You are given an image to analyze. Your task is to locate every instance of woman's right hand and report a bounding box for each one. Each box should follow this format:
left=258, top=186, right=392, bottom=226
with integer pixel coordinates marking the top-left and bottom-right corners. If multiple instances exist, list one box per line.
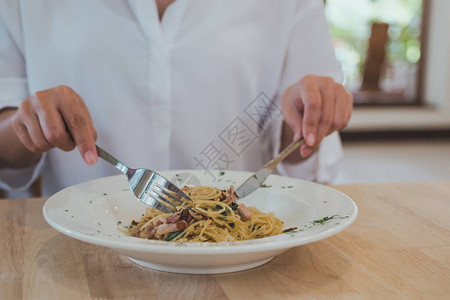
left=12, top=85, right=98, bottom=165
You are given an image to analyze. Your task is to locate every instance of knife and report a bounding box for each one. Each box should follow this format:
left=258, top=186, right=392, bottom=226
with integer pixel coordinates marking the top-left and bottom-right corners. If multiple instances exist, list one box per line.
left=234, top=136, right=305, bottom=198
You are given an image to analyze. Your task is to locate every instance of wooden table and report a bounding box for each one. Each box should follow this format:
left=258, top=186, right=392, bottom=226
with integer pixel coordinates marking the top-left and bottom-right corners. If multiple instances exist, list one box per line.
left=1, top=181, right=449, bottom=299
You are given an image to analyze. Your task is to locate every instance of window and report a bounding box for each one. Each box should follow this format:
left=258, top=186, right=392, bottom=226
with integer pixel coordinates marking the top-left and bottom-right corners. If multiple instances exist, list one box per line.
left=325, top=0, right=427, bottom=105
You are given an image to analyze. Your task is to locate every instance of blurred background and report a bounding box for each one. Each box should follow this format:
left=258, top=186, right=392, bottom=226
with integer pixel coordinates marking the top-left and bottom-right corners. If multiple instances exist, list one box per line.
left=1, top=0, right=449, bottom=198
left=325, top=0, right=450, bottom=184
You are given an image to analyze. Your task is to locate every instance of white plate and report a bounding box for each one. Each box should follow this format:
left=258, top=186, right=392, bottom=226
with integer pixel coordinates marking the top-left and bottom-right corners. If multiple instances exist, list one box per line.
left=43, top=170, right=357, bottom=274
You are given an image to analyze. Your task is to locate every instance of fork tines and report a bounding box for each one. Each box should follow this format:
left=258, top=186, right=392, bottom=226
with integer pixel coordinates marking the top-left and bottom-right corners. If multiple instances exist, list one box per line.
left=144, top=181, right=191, bottom=213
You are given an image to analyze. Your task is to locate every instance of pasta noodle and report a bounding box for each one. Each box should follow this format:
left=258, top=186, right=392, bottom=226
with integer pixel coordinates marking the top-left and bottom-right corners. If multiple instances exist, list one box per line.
left=122, top=185, right=283, bottom=242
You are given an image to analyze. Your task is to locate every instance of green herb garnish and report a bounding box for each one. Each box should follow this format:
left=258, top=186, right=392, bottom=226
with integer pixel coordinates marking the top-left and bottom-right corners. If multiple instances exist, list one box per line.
left=312, top=215, right=348, bottom=225
left=165, top=230, right=184, bottom=241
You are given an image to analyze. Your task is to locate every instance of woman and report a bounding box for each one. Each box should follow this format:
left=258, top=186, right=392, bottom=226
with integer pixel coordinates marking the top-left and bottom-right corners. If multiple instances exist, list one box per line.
left=0, top=0, right=352, bottom=196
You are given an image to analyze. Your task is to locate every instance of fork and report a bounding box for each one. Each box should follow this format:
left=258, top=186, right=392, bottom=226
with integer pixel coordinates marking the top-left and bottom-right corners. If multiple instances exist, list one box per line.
left=95, top=145, right=191, bottom=213
left=234, top=136, right=305, bottom=198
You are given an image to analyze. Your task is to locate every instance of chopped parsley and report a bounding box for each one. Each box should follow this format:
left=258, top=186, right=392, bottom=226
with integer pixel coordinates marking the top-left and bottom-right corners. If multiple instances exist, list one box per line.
left=284, top=215, right=350, bottom=234
left=219, top=171, right=225, bottom=176
left=283, top=228, right=304, bottom=234
left=165, top=230, right=184, bottom=241
left=311, top=215, right=348, bottom=225
left=260, top=184, right=272, bottom=188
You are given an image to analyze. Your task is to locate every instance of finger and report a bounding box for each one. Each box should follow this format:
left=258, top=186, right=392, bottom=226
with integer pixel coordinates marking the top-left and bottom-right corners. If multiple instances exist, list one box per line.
left=331, top=86, right=353, bottom=134
left=58, top=98, right=97, bottom=165
left=281, top=85, right=303, bottom=140
left=23, top=113, right=54, bottom=152
left=12, top=121, right=41, bottom=153
left=315, top=80, right=335, bottom=145
left=17, top=98, right=53, bottom=152
left=300, top=144, right=314, bottom=157
left=37, top=108, right=76, bottom=152
left=77, top=94, right=98, bottom=142
left=343, top=91, right=354, bottom=128
left=298, top=81, right=321, bottom=147
left=30, top=93, right=76, bottom=152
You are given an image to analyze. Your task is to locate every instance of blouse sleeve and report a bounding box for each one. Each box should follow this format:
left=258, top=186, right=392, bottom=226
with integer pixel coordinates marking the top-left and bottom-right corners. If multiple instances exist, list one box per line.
left=0, top=3, right=29, bottom=108
left=272, top=0, right=343, bottom=183
left=0, top=8, right=46, bottom=192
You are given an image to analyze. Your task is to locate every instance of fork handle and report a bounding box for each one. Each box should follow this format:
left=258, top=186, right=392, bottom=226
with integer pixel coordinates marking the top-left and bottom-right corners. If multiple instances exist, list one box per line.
left=96, top=145, right=129, bottom=175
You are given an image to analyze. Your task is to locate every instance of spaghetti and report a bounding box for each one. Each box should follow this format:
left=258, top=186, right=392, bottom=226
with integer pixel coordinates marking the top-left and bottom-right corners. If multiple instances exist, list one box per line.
left=122, top=185, right=283, bottom=242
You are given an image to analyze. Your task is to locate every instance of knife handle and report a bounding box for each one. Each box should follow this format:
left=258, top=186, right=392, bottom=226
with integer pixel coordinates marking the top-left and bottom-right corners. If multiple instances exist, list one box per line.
left=264, top=137, right=305, bottom=170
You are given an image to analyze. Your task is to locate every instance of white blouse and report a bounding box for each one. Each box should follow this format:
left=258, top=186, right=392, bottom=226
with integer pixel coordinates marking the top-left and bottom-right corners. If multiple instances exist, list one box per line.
left=0, top=0, right=343, bottom=196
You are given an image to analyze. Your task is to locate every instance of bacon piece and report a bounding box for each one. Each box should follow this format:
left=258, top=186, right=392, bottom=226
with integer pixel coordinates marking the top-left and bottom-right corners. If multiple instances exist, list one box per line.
left=179, top=209, right=193, bottom=222
left=155, top=223, right=179, bottom=237
left=138, top=224, right=156, bottom=239
left=167, top=212, right=181, bottom=223
left=176, top=220, right=188, bottom=230
left=224, top=185, right=238, bottom=204
left=188, top=209, right=202, bottom=220
left=238, top=204, right=252, bottom=220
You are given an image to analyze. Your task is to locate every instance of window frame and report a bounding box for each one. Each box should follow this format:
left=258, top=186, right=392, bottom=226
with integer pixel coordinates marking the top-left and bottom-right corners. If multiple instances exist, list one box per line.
left=325, top=0, right=430, bottom=107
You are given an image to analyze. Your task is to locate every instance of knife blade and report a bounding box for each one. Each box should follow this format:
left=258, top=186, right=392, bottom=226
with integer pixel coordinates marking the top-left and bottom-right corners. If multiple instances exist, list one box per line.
left=235, top=136, right=305, bottom=198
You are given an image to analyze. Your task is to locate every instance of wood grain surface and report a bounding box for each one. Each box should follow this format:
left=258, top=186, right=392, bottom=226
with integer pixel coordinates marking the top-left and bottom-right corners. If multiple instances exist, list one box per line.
left=1, top=181, right=449, bottom=299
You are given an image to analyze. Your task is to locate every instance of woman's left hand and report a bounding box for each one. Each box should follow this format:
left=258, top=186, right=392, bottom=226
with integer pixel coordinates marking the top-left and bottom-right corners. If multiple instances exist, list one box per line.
left=281, top=74, right=353, bottom=158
